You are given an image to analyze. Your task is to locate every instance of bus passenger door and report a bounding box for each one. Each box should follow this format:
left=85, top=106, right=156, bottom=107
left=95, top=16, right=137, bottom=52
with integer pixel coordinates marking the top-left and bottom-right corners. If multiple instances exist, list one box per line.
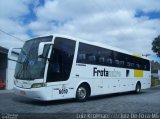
left=46, top=37, right=76, bottom=99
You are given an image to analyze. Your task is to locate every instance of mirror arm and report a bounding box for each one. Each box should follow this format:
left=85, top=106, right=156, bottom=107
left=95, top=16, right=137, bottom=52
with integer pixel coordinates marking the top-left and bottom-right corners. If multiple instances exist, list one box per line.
left=8, top=58, right=17, bottom=62
left=8, top=58, right=22, bottom=64
left=38, top=56, right=51, bottom=61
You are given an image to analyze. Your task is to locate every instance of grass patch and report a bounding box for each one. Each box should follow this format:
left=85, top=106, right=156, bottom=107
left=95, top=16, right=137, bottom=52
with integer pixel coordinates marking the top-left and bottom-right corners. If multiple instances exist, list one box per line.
left=151, top=77, right=160, bottom=87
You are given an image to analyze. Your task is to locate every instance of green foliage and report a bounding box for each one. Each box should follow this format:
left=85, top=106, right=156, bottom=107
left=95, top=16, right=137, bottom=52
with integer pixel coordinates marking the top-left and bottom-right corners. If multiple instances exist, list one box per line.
left=152, top=35, right=160, bottom=57
left=151, top=78, right=160, bottom=87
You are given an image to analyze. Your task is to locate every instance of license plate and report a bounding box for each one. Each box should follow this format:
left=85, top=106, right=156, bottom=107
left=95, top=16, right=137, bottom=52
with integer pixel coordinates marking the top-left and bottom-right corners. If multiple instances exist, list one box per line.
left=20, top=91, right=25, bottom=96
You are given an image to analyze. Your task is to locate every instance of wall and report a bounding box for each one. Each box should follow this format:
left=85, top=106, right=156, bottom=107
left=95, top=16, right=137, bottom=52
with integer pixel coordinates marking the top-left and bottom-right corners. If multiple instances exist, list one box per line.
left=0, top=53, right=7, bottom=82
left=6, top=53, right=18, bottom=90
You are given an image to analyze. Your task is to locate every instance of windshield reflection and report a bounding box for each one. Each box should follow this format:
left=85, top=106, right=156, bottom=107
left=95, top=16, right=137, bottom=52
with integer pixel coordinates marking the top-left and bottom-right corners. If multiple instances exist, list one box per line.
left=14, top=36, right=53, bottom=80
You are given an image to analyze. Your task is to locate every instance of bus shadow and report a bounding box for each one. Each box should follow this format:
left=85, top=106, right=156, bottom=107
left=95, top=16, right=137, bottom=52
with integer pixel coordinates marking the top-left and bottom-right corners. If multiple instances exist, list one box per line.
left=88, top=91, right=147, bottom=101
left=12, top=91, right=147, bottom=106
left=12, top=95, right=76, bottom=106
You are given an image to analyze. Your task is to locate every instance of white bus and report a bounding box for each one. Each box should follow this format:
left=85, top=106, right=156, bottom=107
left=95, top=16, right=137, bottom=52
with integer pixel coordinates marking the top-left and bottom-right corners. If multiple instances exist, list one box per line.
left=13, top=34, right=151, bottom=101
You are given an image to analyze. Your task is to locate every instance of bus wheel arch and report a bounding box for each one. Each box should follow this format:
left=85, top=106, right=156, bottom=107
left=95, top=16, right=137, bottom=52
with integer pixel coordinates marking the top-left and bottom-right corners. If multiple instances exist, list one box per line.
left=135, top=81, right=141, bottom=94
left=76, top=82, right=91, bottom=101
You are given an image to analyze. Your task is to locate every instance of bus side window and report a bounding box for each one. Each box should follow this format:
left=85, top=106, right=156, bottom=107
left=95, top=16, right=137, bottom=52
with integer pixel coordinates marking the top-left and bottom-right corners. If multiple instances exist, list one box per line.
left=115, top=60, right=119, bottom=66
left=143, top=59, right=150, bottom=71
left=106, top=58, right=113, bottom=65
left=47, top=37, right=76, bottom=82
left=146, top=60, right=150, bottom=71
left=130, top=63, right=134, bottom=68
left=99, top=57, right=105, bottom=64
left=119, top=61, right=124, bottom=67
left=78, top=54, right=86, bottom=63
left=136, top=64, right=140, bottom=69
left=127, top=62, right=131, bottom=67
left=88, top=55, right=96, bottom=63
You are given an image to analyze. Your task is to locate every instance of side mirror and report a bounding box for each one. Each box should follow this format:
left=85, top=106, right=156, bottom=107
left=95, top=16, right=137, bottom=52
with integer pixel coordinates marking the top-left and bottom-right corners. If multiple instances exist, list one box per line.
left=8, top=48, right=21, bottom=62
left=38, top=42, right=54, bottom=58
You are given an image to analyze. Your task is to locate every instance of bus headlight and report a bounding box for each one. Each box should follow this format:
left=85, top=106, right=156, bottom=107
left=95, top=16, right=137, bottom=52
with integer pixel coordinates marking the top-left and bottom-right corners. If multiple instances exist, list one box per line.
left=31, top=83, right=46, bottom=88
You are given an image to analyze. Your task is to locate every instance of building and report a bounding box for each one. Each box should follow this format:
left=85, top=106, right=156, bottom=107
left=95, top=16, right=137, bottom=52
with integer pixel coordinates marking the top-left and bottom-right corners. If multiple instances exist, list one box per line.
left=0, top=46, right=8, bottom=89
left=0, top=46, right=19, bottom=90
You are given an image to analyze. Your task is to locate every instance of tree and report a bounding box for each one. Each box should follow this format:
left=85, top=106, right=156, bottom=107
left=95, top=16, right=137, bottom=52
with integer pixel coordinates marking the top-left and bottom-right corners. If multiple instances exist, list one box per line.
left=152, top=35, right=160, bottom=57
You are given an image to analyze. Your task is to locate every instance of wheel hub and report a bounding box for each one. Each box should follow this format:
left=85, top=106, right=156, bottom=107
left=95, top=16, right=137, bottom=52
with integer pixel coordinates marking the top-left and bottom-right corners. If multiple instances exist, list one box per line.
left=77, top=87, right=86, bottom=99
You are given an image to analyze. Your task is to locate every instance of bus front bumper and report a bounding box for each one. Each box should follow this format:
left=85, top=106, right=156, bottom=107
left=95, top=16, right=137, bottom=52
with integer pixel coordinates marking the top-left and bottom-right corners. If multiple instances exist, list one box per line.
left=13, top=86, right=51, bottom=101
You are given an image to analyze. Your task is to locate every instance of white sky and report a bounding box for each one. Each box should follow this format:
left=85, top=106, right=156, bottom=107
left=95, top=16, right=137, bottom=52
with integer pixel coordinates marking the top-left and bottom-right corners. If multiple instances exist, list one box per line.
left=0, top=0, right=160, bottom=61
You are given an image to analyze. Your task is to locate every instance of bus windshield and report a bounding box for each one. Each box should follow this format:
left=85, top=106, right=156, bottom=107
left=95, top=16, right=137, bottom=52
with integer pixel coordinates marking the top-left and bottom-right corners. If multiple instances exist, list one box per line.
left=14, top=36, right=53, bottom=80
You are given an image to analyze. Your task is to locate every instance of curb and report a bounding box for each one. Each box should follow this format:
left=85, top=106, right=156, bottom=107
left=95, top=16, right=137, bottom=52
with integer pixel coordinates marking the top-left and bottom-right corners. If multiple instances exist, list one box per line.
left=151, top=85, right=160, bottom=88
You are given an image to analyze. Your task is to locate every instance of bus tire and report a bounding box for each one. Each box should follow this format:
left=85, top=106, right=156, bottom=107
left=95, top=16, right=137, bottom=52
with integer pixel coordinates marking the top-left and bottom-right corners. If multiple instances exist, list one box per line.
left=76, top=84, right=89, bottom=102
left=135, top=82, right=141, bottom=94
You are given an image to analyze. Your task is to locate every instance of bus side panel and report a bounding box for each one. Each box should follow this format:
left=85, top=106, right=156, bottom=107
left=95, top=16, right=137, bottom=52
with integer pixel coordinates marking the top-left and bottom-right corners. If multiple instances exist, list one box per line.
left=73, top=63, right=151, bottom=97
left=140, top=71, right=151, bottom=89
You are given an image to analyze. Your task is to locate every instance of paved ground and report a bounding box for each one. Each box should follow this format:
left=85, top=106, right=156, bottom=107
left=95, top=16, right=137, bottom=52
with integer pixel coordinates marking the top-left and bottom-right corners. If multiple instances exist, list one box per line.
left=0, top=86, right=160, bottom=118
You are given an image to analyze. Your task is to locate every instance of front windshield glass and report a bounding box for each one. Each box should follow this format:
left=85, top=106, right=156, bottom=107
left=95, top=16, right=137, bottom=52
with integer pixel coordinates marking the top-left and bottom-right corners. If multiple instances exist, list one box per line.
left=14, top=36, right=53, bottom=80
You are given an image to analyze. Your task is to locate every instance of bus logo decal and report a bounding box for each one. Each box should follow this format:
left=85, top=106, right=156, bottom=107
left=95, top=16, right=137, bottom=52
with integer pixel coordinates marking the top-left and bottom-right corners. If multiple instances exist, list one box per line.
left=93, top=67, right=121, bottom=77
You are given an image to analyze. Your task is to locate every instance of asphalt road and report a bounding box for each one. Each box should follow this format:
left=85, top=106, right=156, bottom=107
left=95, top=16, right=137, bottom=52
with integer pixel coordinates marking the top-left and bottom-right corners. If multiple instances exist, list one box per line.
left=0, top=86, right=160, bottom=118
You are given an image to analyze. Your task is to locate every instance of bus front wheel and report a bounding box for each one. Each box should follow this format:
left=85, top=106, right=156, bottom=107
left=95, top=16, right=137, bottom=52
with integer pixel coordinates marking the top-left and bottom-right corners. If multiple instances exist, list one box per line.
left=76, top=85, right=89, bottom=102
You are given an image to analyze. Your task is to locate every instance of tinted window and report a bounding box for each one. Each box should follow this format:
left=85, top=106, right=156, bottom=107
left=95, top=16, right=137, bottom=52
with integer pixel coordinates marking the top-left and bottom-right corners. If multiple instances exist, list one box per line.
left=47, top=37, right=76, bottom=82
left=76, top=42, right=150, bottom=71
left=77, top=43, right=114, bottom=66
left=113, top=51, right=126, bottom=67
left=76, top=43, right=97, bottom=65
left=14, top=36, right=53, bottom=80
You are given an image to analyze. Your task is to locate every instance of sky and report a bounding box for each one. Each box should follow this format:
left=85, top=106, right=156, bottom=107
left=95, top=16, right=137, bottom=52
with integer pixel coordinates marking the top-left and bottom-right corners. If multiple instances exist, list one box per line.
left=0, top=0, right=160, bottom=62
